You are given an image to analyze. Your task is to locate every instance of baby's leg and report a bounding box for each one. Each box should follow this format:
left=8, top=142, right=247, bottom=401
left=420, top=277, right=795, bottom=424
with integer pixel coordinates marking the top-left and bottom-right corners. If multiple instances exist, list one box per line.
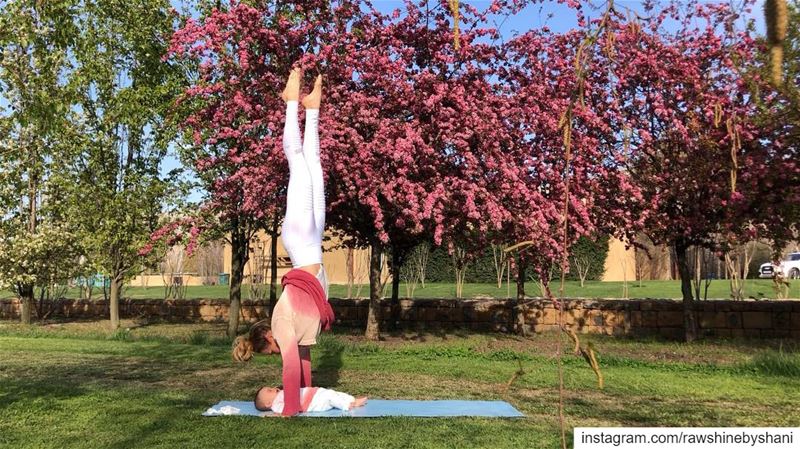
left=326, top=390, right=357, bottom=411
left=351, top=396, right=368, bottom=408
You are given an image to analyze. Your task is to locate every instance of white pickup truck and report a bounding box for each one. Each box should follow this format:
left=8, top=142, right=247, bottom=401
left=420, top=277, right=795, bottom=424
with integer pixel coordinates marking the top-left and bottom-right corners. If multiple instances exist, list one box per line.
left=759, top=252, right=800, bottom=279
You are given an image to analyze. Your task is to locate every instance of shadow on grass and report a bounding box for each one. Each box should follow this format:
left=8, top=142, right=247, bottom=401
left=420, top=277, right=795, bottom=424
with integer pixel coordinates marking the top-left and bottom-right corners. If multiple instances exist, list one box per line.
left=314, top=335, right=344, bottom=388
left=567, top=396, right=740, bottom=426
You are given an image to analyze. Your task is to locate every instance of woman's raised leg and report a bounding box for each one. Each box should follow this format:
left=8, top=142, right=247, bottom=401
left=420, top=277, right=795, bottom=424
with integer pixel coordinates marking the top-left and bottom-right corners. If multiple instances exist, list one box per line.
left=301, top=75, right=325, bottom=239
left=281, top=69, right=318, bottom=268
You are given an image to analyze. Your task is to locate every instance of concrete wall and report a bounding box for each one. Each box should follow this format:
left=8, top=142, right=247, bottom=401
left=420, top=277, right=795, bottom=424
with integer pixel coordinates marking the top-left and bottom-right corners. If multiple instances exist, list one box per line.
left=3, top=298, right=798, bottom=340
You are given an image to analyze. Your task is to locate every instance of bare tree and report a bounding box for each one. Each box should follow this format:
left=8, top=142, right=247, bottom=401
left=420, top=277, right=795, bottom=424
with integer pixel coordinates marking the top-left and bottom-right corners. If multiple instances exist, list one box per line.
left=400, top=243, right=429, bottom=299
left=248, top=240, right=269, bottom=301
left=379, top=250, right=392, bottom=298
left=491, top=243, right=508, bottom=289
left=345, top=246, right=370, bottom=298
left=773, top=271, right=790, bottom=299
left=620, top=256, right=629, bottom=299
left=162, top=245, right=187, bottom=300
left=689, top=246, right=714, bottom=301
left=725, top=241, right=755, bottom=300
left=346, top=247, right=355, bottom=298
left=194, top=240, right=224, bottom=285
left=572, top=255, right=591, bottom=288
left=451, top=246, right=469, bottom=299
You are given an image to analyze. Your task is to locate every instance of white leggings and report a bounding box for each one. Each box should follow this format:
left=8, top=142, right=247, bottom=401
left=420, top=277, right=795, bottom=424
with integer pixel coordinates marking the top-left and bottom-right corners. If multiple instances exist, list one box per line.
left=281, top=101, right=326, bottom=275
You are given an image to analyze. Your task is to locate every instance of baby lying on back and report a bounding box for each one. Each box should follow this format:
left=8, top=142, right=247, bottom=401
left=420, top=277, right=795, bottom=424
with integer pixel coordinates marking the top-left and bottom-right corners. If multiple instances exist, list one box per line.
left=255, top=386, right=368, bottom=414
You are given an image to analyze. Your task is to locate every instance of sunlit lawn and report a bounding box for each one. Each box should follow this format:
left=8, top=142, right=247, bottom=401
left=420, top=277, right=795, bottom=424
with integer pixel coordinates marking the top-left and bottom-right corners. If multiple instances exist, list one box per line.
left=1, top=279, right=797, bottom=301
left=0, top=320, right=798, bottom=448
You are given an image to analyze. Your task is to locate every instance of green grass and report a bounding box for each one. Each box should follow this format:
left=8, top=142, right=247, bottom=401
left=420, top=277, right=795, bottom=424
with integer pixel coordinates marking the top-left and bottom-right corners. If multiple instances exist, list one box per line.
left=2, top=279, right=798, bottom=301
left=1, top=320, right=799, bottom=448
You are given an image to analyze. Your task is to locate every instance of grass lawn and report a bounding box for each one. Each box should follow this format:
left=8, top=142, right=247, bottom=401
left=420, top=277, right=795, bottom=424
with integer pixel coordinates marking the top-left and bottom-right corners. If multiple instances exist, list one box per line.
left=1, top=279, right=798, bottom=301
left=1, top=320, right=799, bottom=448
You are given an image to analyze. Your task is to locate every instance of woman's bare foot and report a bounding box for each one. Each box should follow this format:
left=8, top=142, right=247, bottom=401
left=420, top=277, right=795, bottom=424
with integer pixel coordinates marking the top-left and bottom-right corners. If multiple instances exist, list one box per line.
left=301, top=75, right=323, bottom=110
left=281, top=68, right=302, bottom=102
left=351, top=397, right=368, bottom=408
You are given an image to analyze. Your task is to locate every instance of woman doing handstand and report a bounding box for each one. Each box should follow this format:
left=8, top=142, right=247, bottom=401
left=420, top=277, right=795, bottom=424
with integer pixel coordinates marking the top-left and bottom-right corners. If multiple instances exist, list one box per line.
left=231, top=68, right=334, bottom=417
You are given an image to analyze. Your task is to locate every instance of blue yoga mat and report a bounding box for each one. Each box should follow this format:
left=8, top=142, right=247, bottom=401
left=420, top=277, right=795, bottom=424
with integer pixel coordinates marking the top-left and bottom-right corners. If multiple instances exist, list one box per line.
left=204, top=400, right=524, bottom=418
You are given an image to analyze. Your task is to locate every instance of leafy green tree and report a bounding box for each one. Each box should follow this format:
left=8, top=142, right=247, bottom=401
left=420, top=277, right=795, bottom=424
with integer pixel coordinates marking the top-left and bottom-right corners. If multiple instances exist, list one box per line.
left=63, top=0, right=184, bottom=330
left=0, top=0, right=78, bottom=323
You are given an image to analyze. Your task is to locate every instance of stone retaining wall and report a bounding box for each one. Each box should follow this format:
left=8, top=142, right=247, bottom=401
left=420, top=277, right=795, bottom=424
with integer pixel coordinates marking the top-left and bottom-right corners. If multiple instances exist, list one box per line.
left=2, top=297, right=799, bottom=339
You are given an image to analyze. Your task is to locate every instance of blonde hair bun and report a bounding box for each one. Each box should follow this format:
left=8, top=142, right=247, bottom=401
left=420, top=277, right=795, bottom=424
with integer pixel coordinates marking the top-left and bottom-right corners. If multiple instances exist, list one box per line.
left=232, top=335, right=254, bottom=362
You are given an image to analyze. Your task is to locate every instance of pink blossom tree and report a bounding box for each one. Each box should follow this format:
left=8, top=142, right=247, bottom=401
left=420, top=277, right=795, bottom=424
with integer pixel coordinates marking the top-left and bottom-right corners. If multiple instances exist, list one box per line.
left=164, top=0, right=364, bottom=337
left=595, top=1, right=783, bottom=341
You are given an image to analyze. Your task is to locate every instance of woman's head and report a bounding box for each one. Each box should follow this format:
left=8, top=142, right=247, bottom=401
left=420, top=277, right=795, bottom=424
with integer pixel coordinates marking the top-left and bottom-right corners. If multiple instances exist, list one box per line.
left=231, top=319, right=279, bottom=362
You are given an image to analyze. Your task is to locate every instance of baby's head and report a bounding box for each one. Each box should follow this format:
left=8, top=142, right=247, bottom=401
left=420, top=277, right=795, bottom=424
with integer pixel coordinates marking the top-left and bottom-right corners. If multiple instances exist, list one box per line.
left=254, top=386, right=281, bottom=411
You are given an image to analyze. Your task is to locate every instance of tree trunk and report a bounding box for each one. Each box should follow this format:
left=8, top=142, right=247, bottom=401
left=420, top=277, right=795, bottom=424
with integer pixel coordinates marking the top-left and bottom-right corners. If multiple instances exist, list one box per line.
left=269, top=218, right=279, bottom=311
left=390, top=249, right=401, bottom=331
left=365, top=240, right=383, bottom=340
left=516, top=255, right=526, bottom=301
left=21, top=150, right=37, bottom=325
left=674, top=239, right=698, bottom=342
left=19, top=284, right=34, bottom=324
left=109, top=275, right=122, bottom=330
left=228, top=225, right=248, bottom=339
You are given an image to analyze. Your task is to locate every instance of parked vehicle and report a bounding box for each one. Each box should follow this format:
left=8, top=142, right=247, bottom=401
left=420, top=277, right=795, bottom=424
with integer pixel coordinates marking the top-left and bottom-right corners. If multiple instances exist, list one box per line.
left=759, top=252, right=800, bottom=279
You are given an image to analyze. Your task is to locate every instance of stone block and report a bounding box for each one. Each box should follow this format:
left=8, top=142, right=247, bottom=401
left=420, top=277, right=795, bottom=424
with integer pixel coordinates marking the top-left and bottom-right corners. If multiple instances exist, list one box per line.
left=586, top=310, right=604, bottom=327
left=698, top=302, right=716, bottom=312
left=730, top=328, right=746, bottom=338
left=603, top=310, right=628, bottom=329
left=768, top=329, right=791, bottom=338
left=641, top=311, right=659, bottom=327
left=449, top=307, right=465, bottom=323
left=774, top=312, right=792, bottom=329
left=399, top=306, right=417, bottom=321
left=711, top=329, right=732, bottom=338
left=742, top=311, right=772, bottom=329
left=532, top=324, right=560, bottom=334
left=640, top=301, right=655, bottom=311
left=653, top=300, right=681, bottom=311
left=657, top=311, right=683, bottom=327
left=768, top=302, right=794, bottom=312
left=658, top=327, right=683, bottom=340
left=698, top=312, right=725, bottom=329
left=744, top=328, right=762, bottom=338
left=715, top=301, right=731, bottom=312
left=729, top=302, right=750, bottom=312
left=631, top=311, right=643, bottom=328
left=421, top=306, right=437, bottom=322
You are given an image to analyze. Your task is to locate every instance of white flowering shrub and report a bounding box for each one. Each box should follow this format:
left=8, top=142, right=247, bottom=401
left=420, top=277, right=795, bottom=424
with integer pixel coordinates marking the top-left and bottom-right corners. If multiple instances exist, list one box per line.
left=0, top=223, right=84, bottom=295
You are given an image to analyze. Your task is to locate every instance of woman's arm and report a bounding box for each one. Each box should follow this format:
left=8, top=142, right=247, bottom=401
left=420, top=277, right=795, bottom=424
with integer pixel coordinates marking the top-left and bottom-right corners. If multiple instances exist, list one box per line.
left=272, top=319, right=302, bottom=416
left=299, top=345, right=312, bottom=388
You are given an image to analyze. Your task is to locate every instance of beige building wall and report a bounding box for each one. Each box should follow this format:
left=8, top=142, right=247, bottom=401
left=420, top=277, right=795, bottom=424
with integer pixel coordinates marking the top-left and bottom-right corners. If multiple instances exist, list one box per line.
left=129, top=274, right=208, bottom=287
left=221, top=233, right=669, bottom=285
left=601, top=237, right=637, bottom=282
left=222, top=230, right=376, bottom=285
left=602, top=236, right=674, bottom=281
